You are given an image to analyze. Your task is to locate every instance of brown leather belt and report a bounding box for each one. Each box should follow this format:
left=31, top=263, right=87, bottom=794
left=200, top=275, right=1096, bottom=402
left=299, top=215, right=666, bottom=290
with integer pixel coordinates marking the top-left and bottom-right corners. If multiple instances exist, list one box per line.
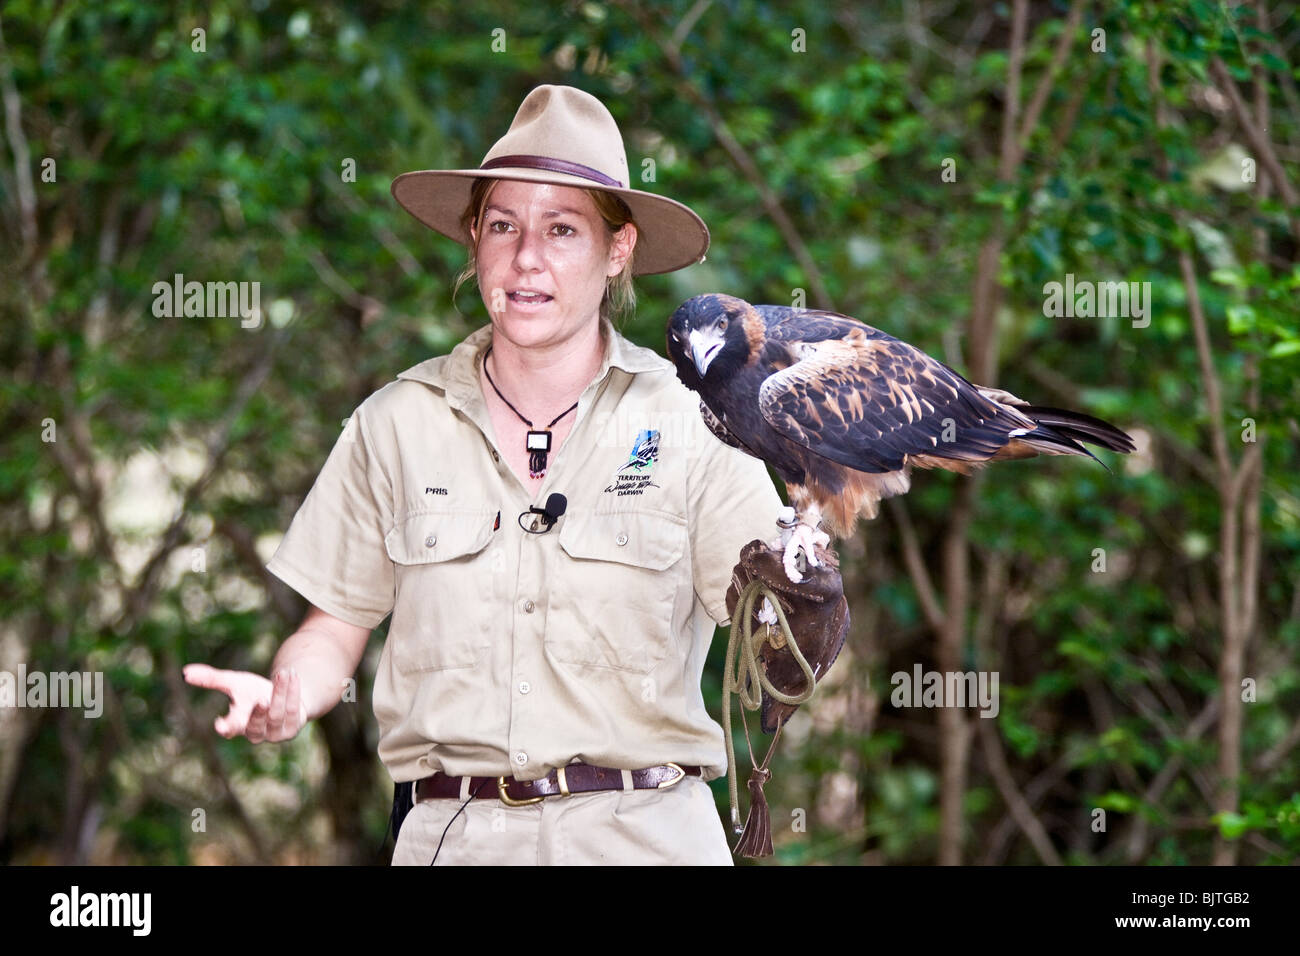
left=415, top=762, right=701, bottom=807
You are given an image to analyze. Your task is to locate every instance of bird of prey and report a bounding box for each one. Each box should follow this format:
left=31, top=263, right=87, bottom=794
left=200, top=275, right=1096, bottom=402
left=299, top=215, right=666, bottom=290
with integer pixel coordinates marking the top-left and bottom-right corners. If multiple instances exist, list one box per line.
left=667, top=294, right=1136, bottom=581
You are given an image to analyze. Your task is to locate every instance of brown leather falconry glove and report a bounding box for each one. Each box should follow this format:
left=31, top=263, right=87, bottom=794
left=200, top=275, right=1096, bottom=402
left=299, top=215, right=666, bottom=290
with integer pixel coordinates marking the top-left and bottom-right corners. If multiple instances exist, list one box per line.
left=721, top=538, right=850, bottom=857
left=726, top=538, right=851, bottom=732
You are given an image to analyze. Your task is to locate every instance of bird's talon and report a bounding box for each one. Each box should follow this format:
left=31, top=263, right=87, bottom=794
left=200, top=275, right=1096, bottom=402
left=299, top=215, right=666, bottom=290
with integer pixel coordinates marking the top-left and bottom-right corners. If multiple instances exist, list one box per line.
left=783, top=561, right=805, bottom=584
left=782, top=526, right=823, bottom=583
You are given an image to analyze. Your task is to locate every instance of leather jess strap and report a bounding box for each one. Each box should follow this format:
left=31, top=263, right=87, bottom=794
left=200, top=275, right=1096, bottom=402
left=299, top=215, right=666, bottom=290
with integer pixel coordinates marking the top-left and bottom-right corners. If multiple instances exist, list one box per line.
left=415, top=762, right=701, bottom=805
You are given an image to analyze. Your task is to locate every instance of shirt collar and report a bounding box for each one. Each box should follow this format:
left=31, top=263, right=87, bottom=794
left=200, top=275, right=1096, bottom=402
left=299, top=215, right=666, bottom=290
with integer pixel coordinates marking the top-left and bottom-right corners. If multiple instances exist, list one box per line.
left=395, top=318, right=669, bottom=412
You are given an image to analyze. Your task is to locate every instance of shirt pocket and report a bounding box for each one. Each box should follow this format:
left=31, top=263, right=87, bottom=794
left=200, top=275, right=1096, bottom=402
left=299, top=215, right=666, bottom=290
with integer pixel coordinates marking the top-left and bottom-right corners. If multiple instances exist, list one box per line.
left=547, top=508, right=687, bottom=673
left=384, top=509, right=497, bottom=673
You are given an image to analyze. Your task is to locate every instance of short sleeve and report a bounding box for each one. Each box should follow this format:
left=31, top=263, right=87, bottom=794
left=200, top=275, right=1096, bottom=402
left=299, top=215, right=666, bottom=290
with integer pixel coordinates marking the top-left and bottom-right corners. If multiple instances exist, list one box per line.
left=688, top=430, right=786, bottom=627
left=265, top=404, right=395, bottom=629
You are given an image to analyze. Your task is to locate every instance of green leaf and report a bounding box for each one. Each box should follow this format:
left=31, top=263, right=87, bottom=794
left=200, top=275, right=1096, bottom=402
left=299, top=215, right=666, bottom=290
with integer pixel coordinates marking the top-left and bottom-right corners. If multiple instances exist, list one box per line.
left=1212, top=812, right=1250, bottom=840
left=1226, top=304, right=1255, bottom=334
left=1210, top=267, right=1245, bottom=288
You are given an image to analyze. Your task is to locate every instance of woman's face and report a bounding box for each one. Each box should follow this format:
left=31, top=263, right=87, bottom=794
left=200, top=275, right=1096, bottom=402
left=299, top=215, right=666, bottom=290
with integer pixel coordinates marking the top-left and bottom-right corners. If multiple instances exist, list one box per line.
left=469, top=180, right=636, bottom=353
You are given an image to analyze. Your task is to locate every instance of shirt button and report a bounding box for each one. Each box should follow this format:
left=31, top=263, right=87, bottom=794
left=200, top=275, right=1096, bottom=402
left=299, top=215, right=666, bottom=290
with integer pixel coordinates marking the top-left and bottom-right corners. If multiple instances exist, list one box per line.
left=424, top=535, right=437, bottom=548
left=523, top=599, right=535, bottom=613
left=518, top=680, right=531, bottom=694
left=615, top=532, right=628, bottom=546
left=514, top=751, right=528, bottom=766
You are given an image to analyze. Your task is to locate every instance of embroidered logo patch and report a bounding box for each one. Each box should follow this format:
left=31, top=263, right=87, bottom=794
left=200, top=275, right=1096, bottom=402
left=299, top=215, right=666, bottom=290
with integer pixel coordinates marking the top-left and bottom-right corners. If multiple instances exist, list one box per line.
left=603, top=429, right=661, bottom=496
left=620, top=429, right=660, bottom=473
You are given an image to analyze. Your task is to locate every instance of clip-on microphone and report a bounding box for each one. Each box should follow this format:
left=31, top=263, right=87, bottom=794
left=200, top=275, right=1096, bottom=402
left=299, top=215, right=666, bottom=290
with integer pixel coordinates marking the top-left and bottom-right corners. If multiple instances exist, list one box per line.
left=519, top=493, right=567, bottom=534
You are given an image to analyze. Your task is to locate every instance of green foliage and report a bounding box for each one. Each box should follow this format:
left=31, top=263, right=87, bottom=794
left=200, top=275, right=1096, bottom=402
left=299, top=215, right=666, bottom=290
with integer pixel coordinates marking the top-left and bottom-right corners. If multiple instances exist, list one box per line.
left=2, top=0, right=1297, bottom=865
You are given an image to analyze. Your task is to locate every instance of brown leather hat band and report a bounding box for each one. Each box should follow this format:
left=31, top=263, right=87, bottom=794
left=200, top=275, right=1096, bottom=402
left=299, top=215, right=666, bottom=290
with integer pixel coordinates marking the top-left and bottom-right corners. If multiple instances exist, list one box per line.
left=480, top=154, right=624, bottom=188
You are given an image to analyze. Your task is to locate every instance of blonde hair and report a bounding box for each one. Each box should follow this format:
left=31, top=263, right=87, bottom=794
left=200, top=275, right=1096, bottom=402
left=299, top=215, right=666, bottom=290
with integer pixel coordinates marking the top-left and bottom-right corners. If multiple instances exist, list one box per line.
left=452, top=177, right=637, bottom=327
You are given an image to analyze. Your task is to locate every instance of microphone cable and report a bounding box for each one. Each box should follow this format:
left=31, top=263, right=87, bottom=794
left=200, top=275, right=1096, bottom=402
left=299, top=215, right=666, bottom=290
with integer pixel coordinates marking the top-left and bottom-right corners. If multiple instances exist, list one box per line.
left=429, top=777, right=491, bottom=865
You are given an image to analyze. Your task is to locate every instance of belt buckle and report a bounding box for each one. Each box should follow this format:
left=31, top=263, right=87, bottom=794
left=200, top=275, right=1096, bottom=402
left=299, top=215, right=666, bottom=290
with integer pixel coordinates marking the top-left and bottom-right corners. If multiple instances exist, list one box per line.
left=497, top=775, right=544, bottom=807
left=656, top=762, right=686, bottom=790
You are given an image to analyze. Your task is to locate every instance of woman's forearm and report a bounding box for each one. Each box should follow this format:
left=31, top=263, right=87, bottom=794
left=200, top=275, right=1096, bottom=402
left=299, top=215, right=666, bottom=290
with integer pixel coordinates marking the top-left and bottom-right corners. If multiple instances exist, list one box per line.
left=268, top=623, right=364, bottom=722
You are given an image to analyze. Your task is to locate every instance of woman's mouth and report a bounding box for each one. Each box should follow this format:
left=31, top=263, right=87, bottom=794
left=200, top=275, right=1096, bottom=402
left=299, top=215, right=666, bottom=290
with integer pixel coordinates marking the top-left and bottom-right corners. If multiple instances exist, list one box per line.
left=508, top=290, right=553, bottom=309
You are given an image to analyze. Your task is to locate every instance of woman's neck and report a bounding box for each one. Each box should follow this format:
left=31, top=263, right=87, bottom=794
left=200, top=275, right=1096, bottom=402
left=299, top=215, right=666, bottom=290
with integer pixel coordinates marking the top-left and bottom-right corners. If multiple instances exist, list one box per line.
left=485, top=320, right=608, bottom=419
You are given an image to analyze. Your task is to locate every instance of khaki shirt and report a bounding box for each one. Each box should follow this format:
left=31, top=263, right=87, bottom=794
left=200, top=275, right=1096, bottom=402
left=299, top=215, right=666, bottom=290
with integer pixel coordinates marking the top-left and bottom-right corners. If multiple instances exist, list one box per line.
left=266, top=318, right=785, bottom=785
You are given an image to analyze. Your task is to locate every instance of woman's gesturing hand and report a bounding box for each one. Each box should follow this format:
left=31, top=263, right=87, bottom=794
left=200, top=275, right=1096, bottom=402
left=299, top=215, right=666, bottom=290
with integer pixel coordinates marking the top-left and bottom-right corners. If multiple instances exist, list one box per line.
left=183, top=663, right=309, bottom=743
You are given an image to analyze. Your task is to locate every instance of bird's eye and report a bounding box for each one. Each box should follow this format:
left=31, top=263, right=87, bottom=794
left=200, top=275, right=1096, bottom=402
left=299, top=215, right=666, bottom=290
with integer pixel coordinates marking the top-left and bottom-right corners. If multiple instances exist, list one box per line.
left=718, top=318, right=728, bottom=331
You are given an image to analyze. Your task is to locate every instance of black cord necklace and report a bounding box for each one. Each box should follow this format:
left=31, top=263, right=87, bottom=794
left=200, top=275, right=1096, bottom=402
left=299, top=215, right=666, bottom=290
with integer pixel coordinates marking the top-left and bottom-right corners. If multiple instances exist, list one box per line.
left=482, top=345, right=579, bottom=479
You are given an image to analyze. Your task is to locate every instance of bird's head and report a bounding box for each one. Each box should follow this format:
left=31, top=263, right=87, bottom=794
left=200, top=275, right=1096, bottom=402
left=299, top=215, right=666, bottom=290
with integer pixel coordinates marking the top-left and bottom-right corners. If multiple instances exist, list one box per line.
left=666, top=293, right=757, bottom=388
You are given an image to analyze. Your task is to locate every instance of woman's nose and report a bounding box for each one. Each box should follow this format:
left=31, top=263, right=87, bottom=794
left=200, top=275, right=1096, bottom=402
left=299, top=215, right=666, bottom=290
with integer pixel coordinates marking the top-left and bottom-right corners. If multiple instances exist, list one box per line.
left=511, top=226, right=545, bottom=272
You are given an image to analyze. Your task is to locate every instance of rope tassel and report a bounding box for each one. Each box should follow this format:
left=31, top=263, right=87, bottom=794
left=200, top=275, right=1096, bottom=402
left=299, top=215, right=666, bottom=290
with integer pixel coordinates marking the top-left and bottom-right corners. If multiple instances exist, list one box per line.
left=722, top=577, right=817, bottom=859
left=734, top=763, right=774, bottom=858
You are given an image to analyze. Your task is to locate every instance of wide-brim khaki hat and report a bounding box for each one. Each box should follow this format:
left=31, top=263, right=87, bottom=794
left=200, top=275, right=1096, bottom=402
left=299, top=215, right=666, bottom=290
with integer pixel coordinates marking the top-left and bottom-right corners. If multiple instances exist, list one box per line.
left=391, top=84, right=709, bottom=276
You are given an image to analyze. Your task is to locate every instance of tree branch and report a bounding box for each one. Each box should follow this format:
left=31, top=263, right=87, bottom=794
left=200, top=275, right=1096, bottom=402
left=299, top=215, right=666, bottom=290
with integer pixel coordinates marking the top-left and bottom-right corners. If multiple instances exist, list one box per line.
left=1125, top=697, right=1219, bottom=862
left=978, top=717, right=1063, bottom=864
left=1180, top=253, right=1232, bottom=484
left=0, top=14, right=37, bottom=252
left=273, top=212, right=385, bottom=326
left=996, top=0, right=1029, bottom=182
left=887, top=499, right=945, bottom=633
left=1014, top=0, right=1088, bottom=164
left=980, top=751, right=1072, bottom=864
left=318, top=168, right=420, bottom=279
left=1208, top=56, right=1300, bottom=243
left=161, top=651, right=271, bottom=863
left=611, top=0, right=834, bottom=307
left=116, top=327, right=290, bottom=632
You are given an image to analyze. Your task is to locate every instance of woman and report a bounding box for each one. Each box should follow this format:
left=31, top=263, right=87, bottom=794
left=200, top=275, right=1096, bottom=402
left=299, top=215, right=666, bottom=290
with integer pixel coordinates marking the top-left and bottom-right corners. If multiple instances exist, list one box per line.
left=184, top=85, right=785, bottom=865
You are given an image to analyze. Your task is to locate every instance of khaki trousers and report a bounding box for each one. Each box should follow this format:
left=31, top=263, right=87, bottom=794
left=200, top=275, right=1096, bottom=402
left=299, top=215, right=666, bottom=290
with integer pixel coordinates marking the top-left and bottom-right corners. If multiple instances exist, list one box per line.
left=391, top=775, right=733, bottom=865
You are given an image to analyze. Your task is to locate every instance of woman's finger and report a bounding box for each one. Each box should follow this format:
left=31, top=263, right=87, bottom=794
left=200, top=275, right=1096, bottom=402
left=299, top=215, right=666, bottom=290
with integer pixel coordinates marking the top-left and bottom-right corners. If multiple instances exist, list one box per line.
left=266, top=669, right=288, bottom=736
left=183, top=663, right=233, bottom=697
left=245, top=699, right=268, bottom=744
left=283, top=669, right=302, bottom=736
left=216, top=692, right=247, bottom=737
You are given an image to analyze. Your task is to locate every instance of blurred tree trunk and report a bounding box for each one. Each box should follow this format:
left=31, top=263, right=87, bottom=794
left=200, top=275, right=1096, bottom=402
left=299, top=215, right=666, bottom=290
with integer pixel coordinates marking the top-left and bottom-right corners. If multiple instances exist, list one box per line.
left=318, top=707, right=380, bottom=865
left=1149, top=39, right=1274, bottom=865
left=934, top=0, right=1085, bottom=864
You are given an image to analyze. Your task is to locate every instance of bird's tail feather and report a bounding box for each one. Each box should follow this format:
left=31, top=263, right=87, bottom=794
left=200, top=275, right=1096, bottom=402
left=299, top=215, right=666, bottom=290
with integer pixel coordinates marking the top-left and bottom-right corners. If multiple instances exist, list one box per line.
left=992, top=406, right=1134, bottom=474
left=1005, top=430, right=1108, bottom=471
left=1015, top=405, right=1136, bottom=454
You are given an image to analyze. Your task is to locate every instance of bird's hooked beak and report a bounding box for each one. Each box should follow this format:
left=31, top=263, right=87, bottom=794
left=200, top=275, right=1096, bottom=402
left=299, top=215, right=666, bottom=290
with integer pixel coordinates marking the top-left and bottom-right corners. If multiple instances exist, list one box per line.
left=689, top=326, right=726, bottom=377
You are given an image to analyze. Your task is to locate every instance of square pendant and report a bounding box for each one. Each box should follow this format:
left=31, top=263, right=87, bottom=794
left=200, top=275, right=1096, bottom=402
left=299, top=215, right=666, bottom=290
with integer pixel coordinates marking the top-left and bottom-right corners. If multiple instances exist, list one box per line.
left=526, top=430, right=551, bottom=451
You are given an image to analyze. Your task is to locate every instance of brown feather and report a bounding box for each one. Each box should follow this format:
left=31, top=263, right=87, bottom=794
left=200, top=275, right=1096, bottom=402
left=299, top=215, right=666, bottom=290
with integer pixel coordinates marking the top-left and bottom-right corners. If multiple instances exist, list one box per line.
left=741, top=302, right=766, bottom=364
left=906, top=454, right=984, bottom=475
left=798, top=466, right=912, bottom=538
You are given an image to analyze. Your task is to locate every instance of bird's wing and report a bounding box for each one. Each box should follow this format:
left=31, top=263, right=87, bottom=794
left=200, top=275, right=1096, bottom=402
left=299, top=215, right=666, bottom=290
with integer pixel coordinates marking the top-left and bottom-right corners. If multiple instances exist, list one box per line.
left=757, top=312, right=1030, bottom=474
left=697, top=400, right=760, bottom=456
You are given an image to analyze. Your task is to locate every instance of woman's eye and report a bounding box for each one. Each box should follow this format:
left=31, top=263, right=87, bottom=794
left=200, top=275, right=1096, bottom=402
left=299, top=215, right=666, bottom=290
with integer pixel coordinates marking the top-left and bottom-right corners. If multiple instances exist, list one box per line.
left=552, top=223, right=575, bottom=237
left=488, top=220, right=512, bottom=233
